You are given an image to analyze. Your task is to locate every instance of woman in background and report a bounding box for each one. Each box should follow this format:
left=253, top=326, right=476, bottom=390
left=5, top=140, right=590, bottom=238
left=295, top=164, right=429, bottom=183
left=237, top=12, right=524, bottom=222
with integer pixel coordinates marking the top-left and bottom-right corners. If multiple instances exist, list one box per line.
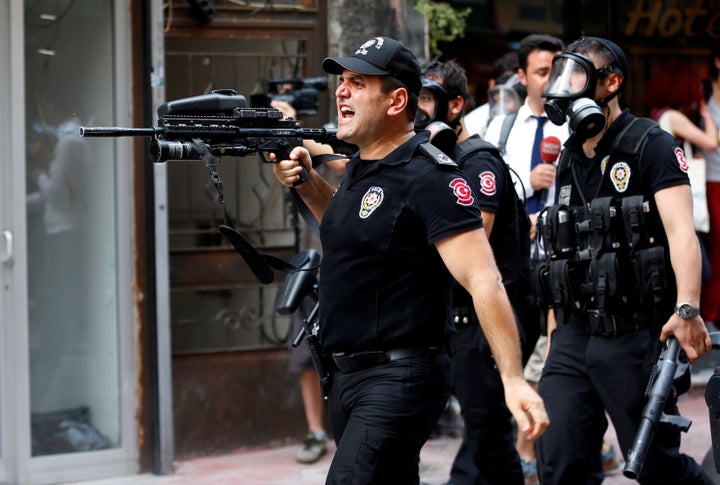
left=645, top=59, right=718, bottom=324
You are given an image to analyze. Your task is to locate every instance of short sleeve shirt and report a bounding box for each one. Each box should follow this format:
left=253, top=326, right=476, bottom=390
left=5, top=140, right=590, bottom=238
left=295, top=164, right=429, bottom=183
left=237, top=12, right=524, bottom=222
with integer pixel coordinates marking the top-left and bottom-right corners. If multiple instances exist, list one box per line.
left=456, top=137, right=519, bottom=269
left=557, top=110, right=688, bottom=208
left=318, top=131, right=484, bottom=352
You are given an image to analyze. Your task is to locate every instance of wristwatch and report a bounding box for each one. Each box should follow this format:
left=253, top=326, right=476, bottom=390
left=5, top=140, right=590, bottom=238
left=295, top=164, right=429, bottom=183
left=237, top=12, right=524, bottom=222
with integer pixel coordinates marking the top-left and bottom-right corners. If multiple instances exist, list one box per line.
left=674, top=302, right=701, bottom=319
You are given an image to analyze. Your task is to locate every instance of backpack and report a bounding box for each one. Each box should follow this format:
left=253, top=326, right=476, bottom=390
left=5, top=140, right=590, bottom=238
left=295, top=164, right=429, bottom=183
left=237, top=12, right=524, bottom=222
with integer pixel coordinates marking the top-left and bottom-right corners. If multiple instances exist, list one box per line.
left=453, top=136, right=539, bottom=363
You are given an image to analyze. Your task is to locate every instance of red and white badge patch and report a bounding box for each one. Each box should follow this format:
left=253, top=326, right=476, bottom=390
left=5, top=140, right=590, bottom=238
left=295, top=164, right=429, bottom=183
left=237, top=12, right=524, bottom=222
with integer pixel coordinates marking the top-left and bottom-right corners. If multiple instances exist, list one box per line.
left=449, top=177, right=474, bottom=206
left=675, top=146, right=689, bottom=173
left=478, top=171, right=496, bottom=196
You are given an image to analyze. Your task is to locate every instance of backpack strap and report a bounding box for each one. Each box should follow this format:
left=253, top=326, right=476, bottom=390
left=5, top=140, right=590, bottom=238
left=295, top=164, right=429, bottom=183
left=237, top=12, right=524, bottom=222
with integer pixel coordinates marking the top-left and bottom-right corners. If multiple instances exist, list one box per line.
left=612, top=117, right=657, bottom=159
left=453, top=135, right=501, bottom=164
left=497, top=110, right=519, bottom=155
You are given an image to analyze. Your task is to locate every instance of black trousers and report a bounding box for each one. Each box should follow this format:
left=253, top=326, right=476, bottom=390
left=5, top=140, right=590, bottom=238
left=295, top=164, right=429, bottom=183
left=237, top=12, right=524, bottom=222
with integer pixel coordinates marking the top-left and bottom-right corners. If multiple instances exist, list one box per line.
left=537, top=324, right=714, bottom=485
left=449, top=324, right=523, bottom=485
left=325, top=353, right=452, bottom=485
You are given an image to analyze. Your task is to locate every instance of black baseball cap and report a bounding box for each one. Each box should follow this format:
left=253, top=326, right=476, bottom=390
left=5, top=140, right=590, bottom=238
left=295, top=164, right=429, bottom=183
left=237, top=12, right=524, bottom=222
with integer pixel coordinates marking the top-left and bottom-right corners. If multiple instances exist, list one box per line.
left=588, top=37, right=628, bottom=81
left=322, top=36, right=422, bottom=96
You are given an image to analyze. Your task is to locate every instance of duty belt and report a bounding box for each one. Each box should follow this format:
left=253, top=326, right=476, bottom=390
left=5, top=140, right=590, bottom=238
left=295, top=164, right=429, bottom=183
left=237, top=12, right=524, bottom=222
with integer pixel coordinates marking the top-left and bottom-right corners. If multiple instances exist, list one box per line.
left=329, top=344, right=448, bottom=374
left=560, top=311, right=655, bottom=336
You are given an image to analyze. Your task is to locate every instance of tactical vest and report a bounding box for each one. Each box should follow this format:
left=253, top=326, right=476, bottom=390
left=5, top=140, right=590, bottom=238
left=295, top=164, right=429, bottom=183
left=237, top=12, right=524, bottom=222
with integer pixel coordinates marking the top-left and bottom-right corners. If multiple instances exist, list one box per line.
left=536, top=118, right=674, bottom=336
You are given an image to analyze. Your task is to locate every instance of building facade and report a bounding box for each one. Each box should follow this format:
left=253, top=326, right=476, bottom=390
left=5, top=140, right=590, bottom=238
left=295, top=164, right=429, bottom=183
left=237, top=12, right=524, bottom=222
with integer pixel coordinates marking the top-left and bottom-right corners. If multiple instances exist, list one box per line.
left=0, top=0, right=717, bottom=483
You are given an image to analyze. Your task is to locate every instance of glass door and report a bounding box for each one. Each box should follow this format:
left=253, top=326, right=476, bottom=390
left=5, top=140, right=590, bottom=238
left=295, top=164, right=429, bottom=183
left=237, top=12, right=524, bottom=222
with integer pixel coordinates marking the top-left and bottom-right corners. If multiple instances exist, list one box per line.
left=0, top=0, right=18, bottom=482
left=21, top=0, right=137, bottom=483
left=24, top=0, right=121, bottom=460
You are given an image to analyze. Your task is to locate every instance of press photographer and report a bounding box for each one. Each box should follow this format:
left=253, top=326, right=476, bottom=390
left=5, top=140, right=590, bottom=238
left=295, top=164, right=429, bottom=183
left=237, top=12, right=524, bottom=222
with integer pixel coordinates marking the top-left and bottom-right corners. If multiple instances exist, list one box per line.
left=251, top=76, right=328, bottom=117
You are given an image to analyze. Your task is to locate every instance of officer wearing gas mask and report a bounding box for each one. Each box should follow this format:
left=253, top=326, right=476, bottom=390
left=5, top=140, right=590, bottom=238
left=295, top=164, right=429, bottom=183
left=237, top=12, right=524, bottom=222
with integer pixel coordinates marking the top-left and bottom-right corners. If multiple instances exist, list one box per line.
left=415, top=60, right=533, bottom=485
left=535, top=36, right=713, bottom=484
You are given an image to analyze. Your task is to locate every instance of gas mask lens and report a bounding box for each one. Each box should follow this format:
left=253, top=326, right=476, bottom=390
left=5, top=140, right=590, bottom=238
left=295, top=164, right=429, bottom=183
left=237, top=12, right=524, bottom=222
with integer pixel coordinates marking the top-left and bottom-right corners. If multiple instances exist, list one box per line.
left=488, top=73, right=521, bottom=119
left=414, top=79, right=448, bottom=130
left=544, top=55, right=592, bottom=98
left=415, top=89, right=438, bottom=130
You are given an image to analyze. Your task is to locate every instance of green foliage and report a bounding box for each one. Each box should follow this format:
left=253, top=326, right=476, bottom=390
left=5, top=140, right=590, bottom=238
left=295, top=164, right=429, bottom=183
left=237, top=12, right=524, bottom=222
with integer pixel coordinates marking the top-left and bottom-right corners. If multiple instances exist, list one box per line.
left=415, top=0, right=472, bottom=57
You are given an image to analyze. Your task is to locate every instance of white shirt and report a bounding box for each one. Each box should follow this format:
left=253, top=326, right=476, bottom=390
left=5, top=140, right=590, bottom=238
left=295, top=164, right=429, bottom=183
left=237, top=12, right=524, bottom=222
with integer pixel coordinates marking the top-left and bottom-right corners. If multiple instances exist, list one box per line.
left=703, top=97, right=720, bottom=183
left=464, top=103, right=490, bottom=138
left=484, top=99, right=569, bottom=209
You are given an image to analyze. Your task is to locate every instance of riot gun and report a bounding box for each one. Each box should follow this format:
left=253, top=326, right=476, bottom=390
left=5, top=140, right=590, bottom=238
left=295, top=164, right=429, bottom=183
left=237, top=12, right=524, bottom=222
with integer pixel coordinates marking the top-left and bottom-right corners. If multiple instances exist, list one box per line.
left=78, top=89, right=352, bottom=284
left=624, top=337, right=690, bottom=478
left=274, top=249, right=330, bottom=398
left=78, top=88, right=342, bottom=172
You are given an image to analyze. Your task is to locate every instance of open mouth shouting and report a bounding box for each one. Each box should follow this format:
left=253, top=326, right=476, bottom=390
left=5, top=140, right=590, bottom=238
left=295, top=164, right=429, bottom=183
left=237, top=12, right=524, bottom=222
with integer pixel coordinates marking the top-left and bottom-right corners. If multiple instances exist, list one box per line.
left=339, top=104, right=355, bottom=124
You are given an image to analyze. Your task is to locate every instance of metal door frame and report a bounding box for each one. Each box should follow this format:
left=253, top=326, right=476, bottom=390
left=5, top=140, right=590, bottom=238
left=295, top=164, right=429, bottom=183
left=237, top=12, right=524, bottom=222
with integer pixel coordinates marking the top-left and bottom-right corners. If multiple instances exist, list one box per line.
left=1, top=1, right=141, bottom=483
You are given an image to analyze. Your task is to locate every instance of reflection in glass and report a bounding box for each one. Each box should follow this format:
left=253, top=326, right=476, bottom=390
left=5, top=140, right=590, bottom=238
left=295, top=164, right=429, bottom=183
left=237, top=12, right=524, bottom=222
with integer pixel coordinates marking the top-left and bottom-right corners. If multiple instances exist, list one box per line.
left=24, top=0, right=120, bottom=456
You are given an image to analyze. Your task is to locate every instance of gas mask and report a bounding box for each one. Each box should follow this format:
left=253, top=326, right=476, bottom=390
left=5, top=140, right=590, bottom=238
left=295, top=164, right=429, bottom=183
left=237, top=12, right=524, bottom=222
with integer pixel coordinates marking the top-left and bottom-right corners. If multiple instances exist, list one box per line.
left=487, top=73, right=522, bottom=120
left=414, top=78, right=458, bottom=154
left=543, top=53, right=617, bottom=140
left=414, top=78, right=451, bottom=130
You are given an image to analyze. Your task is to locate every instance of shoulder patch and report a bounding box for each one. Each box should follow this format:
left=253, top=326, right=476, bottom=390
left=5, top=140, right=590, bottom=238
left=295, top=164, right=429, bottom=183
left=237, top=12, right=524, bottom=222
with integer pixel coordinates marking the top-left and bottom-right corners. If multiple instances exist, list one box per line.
left=449, top=178, right=475, bottom=206
left=478, top=171, right=497, bottom=196
left=419, top=142, right=458, bottom=166
left=675, top=146, right=689, bottom=173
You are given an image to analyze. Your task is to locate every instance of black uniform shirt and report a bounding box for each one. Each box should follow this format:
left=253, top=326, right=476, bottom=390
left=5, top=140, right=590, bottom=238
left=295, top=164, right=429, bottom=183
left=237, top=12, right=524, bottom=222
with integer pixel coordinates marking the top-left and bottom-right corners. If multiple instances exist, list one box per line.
left=452, top=135, right=525, bottom=307
left=557, top=110, right=689, bottom=208
left=458, top=136, right=521, bottom=281
left=318, top=131, right=484, bottom=353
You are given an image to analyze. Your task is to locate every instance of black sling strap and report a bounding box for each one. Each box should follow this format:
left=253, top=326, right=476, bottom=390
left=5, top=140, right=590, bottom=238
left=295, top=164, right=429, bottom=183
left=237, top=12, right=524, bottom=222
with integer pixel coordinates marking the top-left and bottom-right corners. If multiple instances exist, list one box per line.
left=194, top=139, right=319, bottom=284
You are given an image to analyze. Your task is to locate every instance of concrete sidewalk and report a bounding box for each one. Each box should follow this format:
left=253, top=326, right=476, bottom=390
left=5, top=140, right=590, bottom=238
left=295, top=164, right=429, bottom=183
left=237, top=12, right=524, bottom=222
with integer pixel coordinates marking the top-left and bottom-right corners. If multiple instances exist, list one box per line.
left=70, top=390, right=718, bottom=485
left=70, top=361, right=720, bottom=485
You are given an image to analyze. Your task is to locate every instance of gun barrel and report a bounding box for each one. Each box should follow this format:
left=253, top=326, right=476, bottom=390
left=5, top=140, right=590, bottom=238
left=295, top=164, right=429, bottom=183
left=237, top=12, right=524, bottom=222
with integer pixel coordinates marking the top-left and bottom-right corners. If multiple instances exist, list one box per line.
left=300, top=127, right=336, bottom=141
left=623, top=338, right=682, bottom=479
left=78, top=126, right=161, bottom=137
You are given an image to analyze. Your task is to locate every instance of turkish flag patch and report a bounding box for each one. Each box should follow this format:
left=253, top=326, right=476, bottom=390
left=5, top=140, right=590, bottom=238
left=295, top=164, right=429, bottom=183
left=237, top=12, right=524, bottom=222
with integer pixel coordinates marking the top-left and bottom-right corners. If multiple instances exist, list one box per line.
left=449, top=177, right=474, bottom=206
left=479, top=171, right=497, bottom=196
left=675, top=146, right=689, bottom=173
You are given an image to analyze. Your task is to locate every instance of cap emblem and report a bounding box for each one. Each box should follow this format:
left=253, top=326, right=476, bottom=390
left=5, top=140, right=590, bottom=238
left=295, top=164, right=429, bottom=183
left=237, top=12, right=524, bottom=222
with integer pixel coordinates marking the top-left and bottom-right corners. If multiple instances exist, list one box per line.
left=355, top=37, right=384, bottom=56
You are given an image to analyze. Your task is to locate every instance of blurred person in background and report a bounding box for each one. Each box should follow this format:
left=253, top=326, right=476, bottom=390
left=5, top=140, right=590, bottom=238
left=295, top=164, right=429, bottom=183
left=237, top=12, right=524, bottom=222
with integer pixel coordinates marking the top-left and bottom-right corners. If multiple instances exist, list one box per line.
left=645, top=59, right=718, bottom=314
left=465, top=51, right=523, bottom=138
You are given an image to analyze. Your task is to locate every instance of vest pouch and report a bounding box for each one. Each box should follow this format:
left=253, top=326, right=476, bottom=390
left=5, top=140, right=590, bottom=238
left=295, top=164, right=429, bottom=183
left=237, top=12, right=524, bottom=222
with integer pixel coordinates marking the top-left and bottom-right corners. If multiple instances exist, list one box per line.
left=547, top=258, right=587, bottom=314
left=539, top=205, right=577, bottom=258
left=576, top=197, right=624, bottom=254
left=587, top=252, right=626, bottom=335
left=632, top=246, right=667, bottom=324
left=619, top=195, right=652, bottom=249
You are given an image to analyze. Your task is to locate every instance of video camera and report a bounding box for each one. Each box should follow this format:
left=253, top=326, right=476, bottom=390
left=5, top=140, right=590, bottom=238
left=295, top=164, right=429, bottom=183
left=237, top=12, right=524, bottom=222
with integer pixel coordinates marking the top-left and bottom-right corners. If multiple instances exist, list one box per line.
left=251, top=76, right=328, bottom=116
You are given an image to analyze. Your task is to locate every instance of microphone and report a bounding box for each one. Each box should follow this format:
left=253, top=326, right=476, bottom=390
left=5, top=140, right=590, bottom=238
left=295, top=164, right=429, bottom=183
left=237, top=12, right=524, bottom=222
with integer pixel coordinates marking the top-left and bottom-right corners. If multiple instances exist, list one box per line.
left=538, top=136, right=562, bottom=206
left=540, top=136, right=562, bottom=163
